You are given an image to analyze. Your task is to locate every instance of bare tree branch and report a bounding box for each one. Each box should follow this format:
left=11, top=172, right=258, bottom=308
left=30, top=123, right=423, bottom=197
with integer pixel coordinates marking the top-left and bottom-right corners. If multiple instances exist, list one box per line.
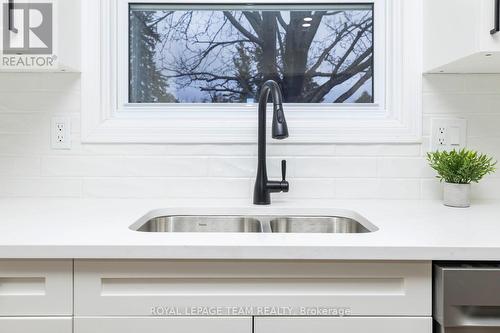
left=223, top=11, right=263, bottom=46
left=146, top=12, right=174, bottom=28
left=306, top=55, right=373, bottom=103
left=243, top=11, right=263, bottom=36
left=276, top=13, right=288, bottom=31
left=306, top=17, right=372, bottom=76
left=166, top=71, right=239, bottom=82
left=334, top=67, right=373, bottom=103
left=332, top=22, right=372, bottom=76
left=200, top=87, right=244, bottom=94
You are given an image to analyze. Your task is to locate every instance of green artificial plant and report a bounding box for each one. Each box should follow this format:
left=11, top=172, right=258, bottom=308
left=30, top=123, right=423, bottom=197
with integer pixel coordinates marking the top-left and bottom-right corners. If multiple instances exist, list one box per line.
left=427, top=149, right=497, bottom=184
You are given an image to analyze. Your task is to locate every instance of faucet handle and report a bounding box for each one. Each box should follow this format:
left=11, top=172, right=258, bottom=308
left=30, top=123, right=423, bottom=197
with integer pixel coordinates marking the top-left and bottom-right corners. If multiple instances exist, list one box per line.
left=281, top=160, right=287, bottom=181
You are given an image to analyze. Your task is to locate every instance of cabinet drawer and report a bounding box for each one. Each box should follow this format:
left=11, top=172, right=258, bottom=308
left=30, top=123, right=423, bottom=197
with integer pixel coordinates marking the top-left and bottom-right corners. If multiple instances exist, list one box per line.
left=75, top=260, right=431, bottom=316
left=254, top=317, right=432, bottom=333
left=0, top=260, right=72, bottom=316
left=0, top=317, right=72, bottom=333
left=75, top=317, right=252, bottom=333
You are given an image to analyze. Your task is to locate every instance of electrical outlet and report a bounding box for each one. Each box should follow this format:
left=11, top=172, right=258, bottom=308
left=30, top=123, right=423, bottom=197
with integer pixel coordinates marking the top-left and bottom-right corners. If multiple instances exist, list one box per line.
left=51, top=117, right=71, bottom=150
left=431, top=118, right=467, bottom=152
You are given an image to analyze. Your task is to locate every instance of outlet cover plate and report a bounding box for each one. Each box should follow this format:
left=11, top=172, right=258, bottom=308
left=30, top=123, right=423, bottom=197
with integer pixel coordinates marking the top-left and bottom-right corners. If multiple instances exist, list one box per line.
left=430, top=118, right=467, bottom=152
left=51, top=117, right=72, bottom=150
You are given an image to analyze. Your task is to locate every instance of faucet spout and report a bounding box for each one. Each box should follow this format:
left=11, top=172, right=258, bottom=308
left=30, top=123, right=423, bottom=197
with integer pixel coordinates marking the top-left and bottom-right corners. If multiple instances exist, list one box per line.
left=253, top=80, right=290, bottom=205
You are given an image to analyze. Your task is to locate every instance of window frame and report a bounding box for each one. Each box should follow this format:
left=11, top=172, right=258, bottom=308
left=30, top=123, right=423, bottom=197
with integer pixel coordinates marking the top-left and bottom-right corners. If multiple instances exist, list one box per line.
left=82, top=0, right=422, bottom=143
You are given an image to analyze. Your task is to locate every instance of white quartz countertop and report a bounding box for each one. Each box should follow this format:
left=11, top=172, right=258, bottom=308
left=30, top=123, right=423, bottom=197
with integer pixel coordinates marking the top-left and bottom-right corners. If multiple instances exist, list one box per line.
left=0, top=198, right=499, bottom=260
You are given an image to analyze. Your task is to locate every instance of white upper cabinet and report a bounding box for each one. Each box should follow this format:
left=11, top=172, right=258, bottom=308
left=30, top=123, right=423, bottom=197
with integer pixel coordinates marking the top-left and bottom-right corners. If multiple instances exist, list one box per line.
left=424, top=0, right=500, bottom=73
left=0, top=0, right=80, bottom=72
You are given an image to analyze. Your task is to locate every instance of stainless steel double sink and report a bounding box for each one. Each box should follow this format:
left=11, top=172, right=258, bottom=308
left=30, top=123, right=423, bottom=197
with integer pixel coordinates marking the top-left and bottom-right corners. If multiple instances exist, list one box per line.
left=131, top=214, right=377, bottom=234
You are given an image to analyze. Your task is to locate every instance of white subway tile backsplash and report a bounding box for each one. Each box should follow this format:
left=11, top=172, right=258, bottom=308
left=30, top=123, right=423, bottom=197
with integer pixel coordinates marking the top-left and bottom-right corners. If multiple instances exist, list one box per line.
left=336, top=179, right=421, bottom=200
left=294, top=157, right=377, bottom=178
left=486, top=95, right=500, bottom=114
left=421, top=178, right=443, bottom=200
left=423, top=93, right=491, bottom=115
left=473, top=178, right=500, bottom=199
left=464, top=75, right=500, bottom=94
left=0, top=91, right=80, bottom=113
left=79, top=144, right=257, bottom=157
left=83, top=178, right=169, bottom=198
left=0, top=157, right=40, bottom=176
left=0, top=74, right=498, bottom=200
left=467, top=138, right=500, bottom=165
left=83, top=178, right=251, bottom=199
left=468, top=115, right=500, bottom=137
left=377, top=179, right=422, bottom=200
left=377, top=158, right=435, bottom=178
left=0, top=178, right=82, bottom=197
left=267, top=144, right=336, bottom=157
left=0, top=134, right=47, bottom=155
left=0, top=73, right=80, bottom=92
left=423, top=74, right=465, bottom=93
left=286, top=178, right=336, bottom=199
left=78, top=143, right=173, bottom=156
left=208, top=157, right=255, bottom=177
left=335, top=179, right=380, bottom=199
left=335, top=144, right=421, bottom=157
left=208, top=157, right=295, bottom=179
left=41, top=156, right=209, bottom=177
left=0, top=114, right=45, bottom=133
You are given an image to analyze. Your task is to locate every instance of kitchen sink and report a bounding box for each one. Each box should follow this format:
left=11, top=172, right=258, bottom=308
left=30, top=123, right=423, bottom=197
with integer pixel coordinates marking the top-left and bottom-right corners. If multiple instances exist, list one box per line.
left=270, top=216, right=371, bottom=234
left=135, top=216, right=262, bottom=233
left=131, top=212, right=377, bottom=234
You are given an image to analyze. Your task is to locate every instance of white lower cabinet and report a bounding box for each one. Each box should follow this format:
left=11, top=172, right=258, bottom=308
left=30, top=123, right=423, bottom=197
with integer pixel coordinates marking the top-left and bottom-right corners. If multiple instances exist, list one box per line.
left=0, top=260, right=434, bottom=333
left=0, top=260, right=73, bottom=333
left=72, top=260, right=432, bottom=333
left=0, top=317, right=72, bottom=333
left=74, top=317, right=252, bottom=333
left=0, top=260, right=73, bottom=316
left=74, top=261, right=431, bottom=316
left=254, top=317, right=432, bottom=333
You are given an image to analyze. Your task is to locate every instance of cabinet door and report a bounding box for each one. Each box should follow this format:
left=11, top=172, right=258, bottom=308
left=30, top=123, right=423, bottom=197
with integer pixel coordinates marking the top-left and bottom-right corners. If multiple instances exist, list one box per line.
left=75, top=260, right=431, bottom=317
left=254, top=317, right=432, bottom=333
left=0, top=317, right=72, bottom=333
left=75, top=317, right=252, bottom=333
left=0, top=260, right=73, bottom=316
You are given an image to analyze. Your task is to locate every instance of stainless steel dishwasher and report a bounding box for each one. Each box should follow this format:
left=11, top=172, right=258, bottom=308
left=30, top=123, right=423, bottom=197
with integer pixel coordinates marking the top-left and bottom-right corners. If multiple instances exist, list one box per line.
left=434, top=263, right=500, bottom=333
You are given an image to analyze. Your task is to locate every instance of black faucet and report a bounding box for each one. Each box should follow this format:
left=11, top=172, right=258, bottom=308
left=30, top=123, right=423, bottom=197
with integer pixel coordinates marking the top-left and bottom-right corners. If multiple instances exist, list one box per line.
left=253, top=80, right=290, bottom=205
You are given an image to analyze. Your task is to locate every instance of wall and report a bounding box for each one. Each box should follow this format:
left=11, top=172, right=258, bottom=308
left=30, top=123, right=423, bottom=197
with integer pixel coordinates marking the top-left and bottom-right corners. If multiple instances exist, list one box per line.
left=0, top=73, right=498, bottom=200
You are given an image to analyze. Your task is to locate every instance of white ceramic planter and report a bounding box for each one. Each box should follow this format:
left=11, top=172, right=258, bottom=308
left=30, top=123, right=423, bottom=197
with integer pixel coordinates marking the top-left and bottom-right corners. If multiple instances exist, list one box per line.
left=443, top=183, right=471, bottom=208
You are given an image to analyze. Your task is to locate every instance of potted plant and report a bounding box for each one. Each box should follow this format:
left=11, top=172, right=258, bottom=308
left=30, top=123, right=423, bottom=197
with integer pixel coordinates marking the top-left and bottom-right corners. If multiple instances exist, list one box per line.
left=427, top=149, right=497, bottom=208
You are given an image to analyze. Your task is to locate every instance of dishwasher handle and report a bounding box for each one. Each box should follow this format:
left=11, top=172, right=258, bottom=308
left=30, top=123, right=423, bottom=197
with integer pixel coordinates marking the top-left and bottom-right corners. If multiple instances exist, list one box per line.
left=449, top=306, right=500, bottom=327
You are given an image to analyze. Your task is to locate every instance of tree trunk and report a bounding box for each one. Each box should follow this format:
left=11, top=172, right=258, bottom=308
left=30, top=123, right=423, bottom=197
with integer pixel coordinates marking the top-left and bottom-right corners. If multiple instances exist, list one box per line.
left=282, top=12, right=325, bottom=103
left=259, top=12, right=280, bottom=84
left=282, top=13, right=309, bottom=102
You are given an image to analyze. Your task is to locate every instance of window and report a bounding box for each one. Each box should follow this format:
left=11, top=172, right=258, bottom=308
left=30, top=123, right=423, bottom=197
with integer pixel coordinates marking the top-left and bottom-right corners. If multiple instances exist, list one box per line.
left=128, top=4, right=374, bottom=104
left=82, top=0, right=422, bottom=143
